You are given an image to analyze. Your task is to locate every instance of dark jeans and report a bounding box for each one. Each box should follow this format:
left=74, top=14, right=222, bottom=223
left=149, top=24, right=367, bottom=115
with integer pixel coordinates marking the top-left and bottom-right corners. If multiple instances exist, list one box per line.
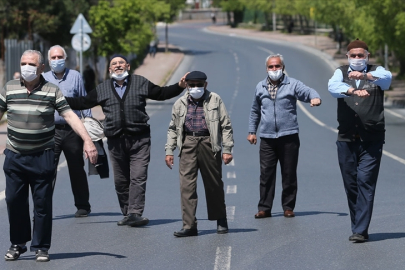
left=54, top=126, right=90, bottom=211
left=107, top=134, right=151, bottom=216
left=179, top=135, right=226, bottom=229
left=4, top=149, right=54, bottom=251
left=258, top=134, right=300, bottom=213
left=337, top=140, right=383, bottom=235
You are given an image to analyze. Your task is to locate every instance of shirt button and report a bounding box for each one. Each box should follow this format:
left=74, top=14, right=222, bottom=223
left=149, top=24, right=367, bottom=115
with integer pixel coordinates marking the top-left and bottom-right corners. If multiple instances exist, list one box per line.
left=355, top=102, right=358, bottom=105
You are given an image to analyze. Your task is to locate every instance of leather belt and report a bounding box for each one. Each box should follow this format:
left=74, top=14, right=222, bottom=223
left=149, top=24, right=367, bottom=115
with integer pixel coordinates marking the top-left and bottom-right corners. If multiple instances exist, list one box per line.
left=55, top=124, right=71, bottom=129
left=185, top=131, right=210, bottom=137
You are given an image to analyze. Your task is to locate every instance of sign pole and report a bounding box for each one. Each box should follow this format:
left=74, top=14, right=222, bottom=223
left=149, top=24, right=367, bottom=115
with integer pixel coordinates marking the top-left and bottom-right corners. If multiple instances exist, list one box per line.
left=80, top=18, right=83, bottom=76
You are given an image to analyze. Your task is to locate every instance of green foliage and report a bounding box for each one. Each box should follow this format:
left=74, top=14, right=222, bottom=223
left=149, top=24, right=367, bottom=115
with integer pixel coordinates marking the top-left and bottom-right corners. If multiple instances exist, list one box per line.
left=220, top=0, right=245, bottom=12
left=89, top=0, right=170, bottom=58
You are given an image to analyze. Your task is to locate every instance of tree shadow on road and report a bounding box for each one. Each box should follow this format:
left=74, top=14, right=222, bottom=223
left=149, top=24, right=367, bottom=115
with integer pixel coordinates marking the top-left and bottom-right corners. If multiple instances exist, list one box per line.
left=369, top=232, right=405, bottom=242
left=271, top=211, right=348, bottom=217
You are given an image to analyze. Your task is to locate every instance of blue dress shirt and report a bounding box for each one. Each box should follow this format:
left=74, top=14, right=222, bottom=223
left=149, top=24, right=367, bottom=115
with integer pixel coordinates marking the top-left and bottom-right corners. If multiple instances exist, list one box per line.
left=43, top=68, right=92, bottom=124
left=328, top=65, right=392, bottom=98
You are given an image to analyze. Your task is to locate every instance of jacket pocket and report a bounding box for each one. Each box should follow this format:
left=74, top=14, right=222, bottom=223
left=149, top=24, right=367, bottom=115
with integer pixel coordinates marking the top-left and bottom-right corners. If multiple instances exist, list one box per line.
left=206, top=104, right=219, bottom=121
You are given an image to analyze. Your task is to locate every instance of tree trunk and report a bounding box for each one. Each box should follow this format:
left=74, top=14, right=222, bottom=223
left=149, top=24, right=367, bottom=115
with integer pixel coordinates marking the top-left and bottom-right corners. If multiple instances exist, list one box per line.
left=298, top=15, right=304, bottom=34
left=396, top=52, right=405, bottom=78
left=165, top=22, right=168, bottom=53
left=263, top=12, right=270, bottom=30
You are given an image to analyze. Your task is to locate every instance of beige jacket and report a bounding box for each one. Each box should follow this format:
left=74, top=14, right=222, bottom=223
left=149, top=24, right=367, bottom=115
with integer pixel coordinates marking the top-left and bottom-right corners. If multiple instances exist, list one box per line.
left=165, top=90, right=234, bottom=156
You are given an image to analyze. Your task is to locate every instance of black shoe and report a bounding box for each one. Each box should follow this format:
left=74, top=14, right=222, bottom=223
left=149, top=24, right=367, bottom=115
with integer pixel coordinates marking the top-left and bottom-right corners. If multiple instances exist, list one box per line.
left=117, top=216, right=130, bottom=226
left=75, top=209, right=91, bottom=218
left=174, top=228, right=198, bottom=237
left=349, top=233, right=369, bottom=242
left=217, top=218, right=228, bottom=234
left=126, top=214, right=149, bottom=227
left=35, top=250, right=50, bottom=262
left=4, top=245, right=27, bottom=261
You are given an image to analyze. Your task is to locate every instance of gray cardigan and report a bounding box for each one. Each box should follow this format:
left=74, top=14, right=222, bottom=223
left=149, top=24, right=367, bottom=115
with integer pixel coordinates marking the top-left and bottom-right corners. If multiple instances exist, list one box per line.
left=248, top=75, right=320, bottom=138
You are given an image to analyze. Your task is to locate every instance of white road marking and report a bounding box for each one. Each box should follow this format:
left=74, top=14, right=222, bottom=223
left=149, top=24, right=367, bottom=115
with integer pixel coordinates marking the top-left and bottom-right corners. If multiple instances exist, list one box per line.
left=228, top=159, right=235, bottom=166
left=0, top=190, right=5, bottom=201
left=226, top=185, right=237, bottom=194
left=385, top=108, right=405, bottom=120
left=214, top=246, right=232, bottom=270
left=257, top=46, right=274, bottom=55
left=226, top=206, right=235, bottom=222
left=227, top=171, right=236, bottom=179
left=57, top=160, right=68, bottom=171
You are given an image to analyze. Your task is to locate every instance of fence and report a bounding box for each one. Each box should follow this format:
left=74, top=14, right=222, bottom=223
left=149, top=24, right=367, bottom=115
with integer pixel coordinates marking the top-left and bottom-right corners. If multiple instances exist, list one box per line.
left=4, top=39, right=33, bottom=82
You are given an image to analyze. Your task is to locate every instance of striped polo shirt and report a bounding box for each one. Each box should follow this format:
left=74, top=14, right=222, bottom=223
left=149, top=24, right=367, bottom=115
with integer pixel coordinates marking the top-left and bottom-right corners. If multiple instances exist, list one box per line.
left=0, top=75, right=72, bottom=154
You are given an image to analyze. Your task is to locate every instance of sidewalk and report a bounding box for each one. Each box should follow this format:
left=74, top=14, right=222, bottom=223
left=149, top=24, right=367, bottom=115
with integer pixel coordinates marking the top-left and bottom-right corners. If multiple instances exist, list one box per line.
left=0, top=44, right=184, bottom=155
left=207, top=24, right=405, bottom=107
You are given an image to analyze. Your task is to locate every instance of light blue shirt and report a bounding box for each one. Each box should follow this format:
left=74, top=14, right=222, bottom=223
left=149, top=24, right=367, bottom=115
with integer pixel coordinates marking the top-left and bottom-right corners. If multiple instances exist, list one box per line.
left=43, top=68, right=92, bottom=124
left=328, top=65, right=392, bottom=98
left=113, top=78, right=128, bottom=98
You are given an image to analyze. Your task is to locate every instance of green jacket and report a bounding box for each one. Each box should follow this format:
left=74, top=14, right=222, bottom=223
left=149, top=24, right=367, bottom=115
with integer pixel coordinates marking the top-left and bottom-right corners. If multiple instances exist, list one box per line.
left=165, top=90, right=234, bottom=156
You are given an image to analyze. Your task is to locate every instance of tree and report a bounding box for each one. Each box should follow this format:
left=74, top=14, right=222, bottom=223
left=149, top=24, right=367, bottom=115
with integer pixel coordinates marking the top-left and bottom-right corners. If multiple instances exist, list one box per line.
left=219, top=0, right=246, bottom=27
left=160, top=0, right=185, bottom=53
left=89, top=0, right=169, bottom=78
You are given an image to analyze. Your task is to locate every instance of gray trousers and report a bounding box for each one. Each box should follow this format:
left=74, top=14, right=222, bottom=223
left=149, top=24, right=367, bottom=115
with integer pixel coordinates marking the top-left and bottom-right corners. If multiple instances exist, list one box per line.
left=179, top=135, right=226, bottom=229
left=107, top=134, right=150, bottom=216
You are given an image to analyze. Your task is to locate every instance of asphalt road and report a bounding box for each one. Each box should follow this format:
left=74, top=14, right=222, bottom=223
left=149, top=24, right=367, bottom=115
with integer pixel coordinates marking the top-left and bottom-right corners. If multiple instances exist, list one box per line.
left=0, top=22, right=405, bottom=270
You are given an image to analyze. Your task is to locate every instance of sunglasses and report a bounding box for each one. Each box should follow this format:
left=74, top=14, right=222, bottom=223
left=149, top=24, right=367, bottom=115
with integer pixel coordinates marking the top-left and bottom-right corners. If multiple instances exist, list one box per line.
left=188, top=83, right=204, bottom=87
left=267, top=65, right=282, bottom=69
left=348, top=54, right=366, bottom=58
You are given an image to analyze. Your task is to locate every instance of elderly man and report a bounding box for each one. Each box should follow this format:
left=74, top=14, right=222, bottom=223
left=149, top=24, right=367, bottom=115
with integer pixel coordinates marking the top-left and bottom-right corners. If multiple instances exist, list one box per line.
left=165, top=71, right=234, bottom=237
left=328, top=39, right=392, bottom=243
left=43, top=45, right=92, bottom=218
left=65, top=54, right=187, bottom=227
left=0, top=50, right=97, bottom=262
left=248, top=54, right=321, bottom=219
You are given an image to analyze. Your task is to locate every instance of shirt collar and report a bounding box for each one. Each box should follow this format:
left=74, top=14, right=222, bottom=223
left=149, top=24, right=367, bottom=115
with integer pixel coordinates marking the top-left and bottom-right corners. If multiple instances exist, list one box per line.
left=348, top=66, right=368, bottom=73
left=51, top=68, right=67, bottom=80
left=113, top=77, right=128, bottom=88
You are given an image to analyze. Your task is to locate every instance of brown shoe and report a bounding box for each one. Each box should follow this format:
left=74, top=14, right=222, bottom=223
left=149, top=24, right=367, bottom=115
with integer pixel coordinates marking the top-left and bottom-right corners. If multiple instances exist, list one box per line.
left=254, top=211, right=271, bottom=219
left=284, top=210, right=295, bottom=217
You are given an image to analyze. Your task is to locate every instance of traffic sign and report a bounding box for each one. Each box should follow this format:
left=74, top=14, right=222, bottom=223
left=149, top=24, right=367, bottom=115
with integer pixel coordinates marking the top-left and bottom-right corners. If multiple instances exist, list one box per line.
left=71, top=33, right=91, bottom=52
left=70, top=13, right=92, bottom=34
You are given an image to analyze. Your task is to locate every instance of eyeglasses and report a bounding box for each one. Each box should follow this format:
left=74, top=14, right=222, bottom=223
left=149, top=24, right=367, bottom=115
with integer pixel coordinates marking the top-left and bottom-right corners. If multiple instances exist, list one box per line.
left=267, top=65, right=282, bottom=69
left=188, top=83, right=204, bottom=87
left=348, top=54, right=366, bottom=58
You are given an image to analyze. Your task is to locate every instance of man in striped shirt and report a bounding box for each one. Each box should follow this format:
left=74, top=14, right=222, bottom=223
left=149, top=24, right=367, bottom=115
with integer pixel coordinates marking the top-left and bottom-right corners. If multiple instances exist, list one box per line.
left=0, top=50, right=97, bottom=262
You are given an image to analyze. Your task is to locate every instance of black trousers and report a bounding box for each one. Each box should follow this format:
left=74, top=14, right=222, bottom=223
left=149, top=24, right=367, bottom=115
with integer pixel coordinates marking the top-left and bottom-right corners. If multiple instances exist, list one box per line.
left=4, top=149, right=54, bottom=251
left=337, top=140, right=383, bottom=235
left=54, top=126, right=90, bottom=211
left=179, top=135, right=226, bottom=229
left=258, top=134, right=300, bottom=213
left=107, top=133, right=151, bottom=216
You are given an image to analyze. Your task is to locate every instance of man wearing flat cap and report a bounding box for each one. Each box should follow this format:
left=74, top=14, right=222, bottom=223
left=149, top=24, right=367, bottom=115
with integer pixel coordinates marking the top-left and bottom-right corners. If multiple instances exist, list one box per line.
left=328, top=39, right=392, bottom=242
left=165, top=71, right=234, bottom=237
left=65, top=54, right=188, bottom=227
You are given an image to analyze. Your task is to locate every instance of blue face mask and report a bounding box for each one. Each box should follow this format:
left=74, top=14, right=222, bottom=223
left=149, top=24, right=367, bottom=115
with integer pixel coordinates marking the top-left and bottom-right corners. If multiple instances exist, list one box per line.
left=50, top=59, right=66, bottom=73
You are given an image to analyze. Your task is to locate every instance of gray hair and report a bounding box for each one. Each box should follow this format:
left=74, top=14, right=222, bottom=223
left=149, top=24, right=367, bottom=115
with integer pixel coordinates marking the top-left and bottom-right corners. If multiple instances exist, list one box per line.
left=21, top=50, right=44, bottom=65
left=265, top=54, right=285, bottom=67
left=48, top=45, right=67, bottom=60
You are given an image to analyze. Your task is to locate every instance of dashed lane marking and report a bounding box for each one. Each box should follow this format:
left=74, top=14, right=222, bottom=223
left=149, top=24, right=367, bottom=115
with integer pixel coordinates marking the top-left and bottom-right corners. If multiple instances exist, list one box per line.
left=227, top=172, right=236, bottom=179
left=226, top=185, right=237, bottom=194
left=226, top=206, right=235, bottom=222
left=214, top=246, right=232, bottom=270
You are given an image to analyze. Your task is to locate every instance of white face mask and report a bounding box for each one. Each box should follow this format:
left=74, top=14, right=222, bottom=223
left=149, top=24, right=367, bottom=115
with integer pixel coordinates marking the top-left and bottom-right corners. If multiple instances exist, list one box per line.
left=189, top=87, right=205, bottom=99
left=349, top=58, right=367, bottom=71
left=267, top=69, right=283, bottom=81
left=50, top=59, right=66, bottom=73
left=21, top=65, right=38, bottom=82
left=111, top=71, right=129, bottom=80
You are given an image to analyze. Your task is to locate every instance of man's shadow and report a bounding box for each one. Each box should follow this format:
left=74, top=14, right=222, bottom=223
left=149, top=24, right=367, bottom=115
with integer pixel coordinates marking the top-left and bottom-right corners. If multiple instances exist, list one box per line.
left=271, top=211, right=348, bottom=217
left=369, top=232, right=405, bottom=242
left=20, top=252, right=126, bottom=260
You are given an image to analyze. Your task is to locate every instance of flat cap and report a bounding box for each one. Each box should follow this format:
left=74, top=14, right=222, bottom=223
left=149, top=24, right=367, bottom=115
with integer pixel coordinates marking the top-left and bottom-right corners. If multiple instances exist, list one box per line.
left=347, top=39, right=368, bottom=52
left=185, top=71, right=207, bottom=81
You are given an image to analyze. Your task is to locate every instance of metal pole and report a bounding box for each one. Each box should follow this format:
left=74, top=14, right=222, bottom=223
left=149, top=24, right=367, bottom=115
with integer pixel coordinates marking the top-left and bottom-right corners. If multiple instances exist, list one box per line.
left=384, top=44, right=388, bottom=70
left=314, top=21, right=317, bottom=47
left=80, top=18, right=83, bottom=76
left=272, top=0, right=276, bottom=31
